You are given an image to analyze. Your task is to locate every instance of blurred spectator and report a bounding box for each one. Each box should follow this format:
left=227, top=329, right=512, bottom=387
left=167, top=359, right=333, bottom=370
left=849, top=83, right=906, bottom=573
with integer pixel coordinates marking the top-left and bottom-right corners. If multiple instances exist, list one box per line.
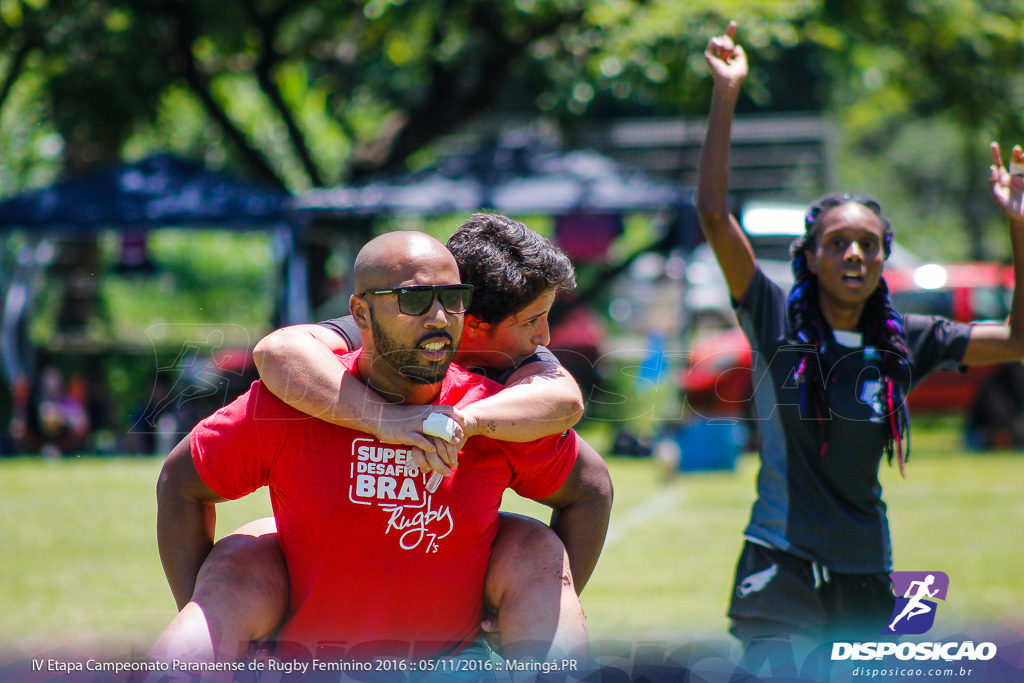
left=126, top=344, right=257, bottom=455
left=549, top=301, right=606, bottom=406
left=127, top=372, right=187, bottom=456
left=611, top=428, right=654, bottom=457
left=23, top=366, right=90, bottom=458
left=84, top=373, right=117, bottom=454
left=965, top=362, right=1024, bottom=450
left=7, top=376, right=32, bottom=455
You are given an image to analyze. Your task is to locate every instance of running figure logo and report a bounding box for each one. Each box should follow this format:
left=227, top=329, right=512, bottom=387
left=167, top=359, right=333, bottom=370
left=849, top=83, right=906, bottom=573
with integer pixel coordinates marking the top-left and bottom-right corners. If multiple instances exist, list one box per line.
left=883, top=571, right=950, bottom=635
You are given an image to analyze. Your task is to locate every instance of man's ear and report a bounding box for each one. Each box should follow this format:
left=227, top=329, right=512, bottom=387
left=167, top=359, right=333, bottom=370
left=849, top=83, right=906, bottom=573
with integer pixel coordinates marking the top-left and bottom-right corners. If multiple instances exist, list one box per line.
left=351, top=294, right=372, bottom=331
left=462, top=315, right=488, bottom=338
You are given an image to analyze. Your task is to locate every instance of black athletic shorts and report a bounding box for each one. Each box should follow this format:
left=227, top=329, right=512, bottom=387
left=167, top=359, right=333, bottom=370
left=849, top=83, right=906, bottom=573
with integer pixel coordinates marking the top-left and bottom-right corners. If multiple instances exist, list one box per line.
left=727, top=540, right=896, bottom=645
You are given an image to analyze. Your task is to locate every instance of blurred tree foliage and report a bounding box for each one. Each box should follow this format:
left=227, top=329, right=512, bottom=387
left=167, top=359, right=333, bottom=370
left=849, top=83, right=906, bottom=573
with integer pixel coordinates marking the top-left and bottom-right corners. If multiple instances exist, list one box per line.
left=0, top=1, right=1022, bottom=254
left=817, top=0, right=1024, bottom=258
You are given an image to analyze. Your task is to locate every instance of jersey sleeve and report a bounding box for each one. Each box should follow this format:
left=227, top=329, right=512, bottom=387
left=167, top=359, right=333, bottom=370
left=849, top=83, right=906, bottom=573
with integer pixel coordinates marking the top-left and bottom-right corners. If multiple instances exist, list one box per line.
left=903, top=314, right=973, bottom=388
left=734, top=267, right=790, bottom=349
left=190, top=381, right=292, bottom=500
left=491, top=345, right=563, bottom=385
left=503, top=429, right=580, bottom=500
left=530, top=346, right=561, bottom=366
left=317, top=315, right=362, bottom=351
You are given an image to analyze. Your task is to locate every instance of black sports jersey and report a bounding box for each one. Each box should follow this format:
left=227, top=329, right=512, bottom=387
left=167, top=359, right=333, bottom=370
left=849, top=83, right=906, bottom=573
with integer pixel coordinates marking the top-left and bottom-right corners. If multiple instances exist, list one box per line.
left=736, top=268, right=972, bottom=572
left=317, top=315, right=561, bottom=385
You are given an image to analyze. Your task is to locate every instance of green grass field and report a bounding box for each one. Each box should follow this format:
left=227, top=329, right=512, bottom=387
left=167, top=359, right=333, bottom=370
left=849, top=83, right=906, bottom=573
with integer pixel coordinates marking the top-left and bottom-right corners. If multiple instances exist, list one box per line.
left=1, top=422, right=1022, bottom=658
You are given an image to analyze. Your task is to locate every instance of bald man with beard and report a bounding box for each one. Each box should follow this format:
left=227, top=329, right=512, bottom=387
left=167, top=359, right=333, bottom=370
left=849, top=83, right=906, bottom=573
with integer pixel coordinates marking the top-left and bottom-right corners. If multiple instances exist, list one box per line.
left=155, top=231, right=609, bottom=667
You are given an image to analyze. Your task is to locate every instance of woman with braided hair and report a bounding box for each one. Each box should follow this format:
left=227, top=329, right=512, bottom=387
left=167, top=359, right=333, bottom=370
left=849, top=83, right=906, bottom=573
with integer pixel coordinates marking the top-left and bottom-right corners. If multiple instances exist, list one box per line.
left=789, top=195, right=913, bottom=475
left=699, top=22, right=1024, bottom=650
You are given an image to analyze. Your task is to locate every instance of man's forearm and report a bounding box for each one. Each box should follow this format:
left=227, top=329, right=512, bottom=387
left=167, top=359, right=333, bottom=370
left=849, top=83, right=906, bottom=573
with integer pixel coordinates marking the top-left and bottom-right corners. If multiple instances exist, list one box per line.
left=156, top=437, right=223, bottom=611
left=157, top=492, right=217, bottom=610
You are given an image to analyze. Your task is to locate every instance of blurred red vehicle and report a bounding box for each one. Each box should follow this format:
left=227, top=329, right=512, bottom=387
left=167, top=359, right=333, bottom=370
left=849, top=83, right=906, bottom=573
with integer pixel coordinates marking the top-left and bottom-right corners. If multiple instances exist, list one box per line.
left=887, top=261, right=1014, bottom=413
left=681, top=261, right=1015, bottom=415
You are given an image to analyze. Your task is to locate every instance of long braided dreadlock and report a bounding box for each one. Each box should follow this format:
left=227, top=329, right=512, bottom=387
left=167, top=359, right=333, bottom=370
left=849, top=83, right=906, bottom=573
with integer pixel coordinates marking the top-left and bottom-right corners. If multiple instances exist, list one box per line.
left=787, top=194, right=913, bottom=475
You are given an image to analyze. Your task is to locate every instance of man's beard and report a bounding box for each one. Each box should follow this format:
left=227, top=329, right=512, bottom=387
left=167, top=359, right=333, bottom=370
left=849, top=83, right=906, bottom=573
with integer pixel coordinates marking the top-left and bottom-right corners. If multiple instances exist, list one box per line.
left=370, top=315, right=456, bottom=385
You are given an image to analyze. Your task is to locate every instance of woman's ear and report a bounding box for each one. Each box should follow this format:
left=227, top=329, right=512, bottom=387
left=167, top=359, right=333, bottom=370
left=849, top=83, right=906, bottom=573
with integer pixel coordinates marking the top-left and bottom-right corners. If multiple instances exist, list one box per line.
left=804, top=248, right=819, bottom=275
left=351, top=294, right=372, bottom=331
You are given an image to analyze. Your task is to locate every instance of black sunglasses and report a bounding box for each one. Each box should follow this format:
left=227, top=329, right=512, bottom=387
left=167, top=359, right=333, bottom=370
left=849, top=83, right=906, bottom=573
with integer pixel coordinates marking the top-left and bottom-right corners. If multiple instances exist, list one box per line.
left=360, top=284, right=474, bottom=317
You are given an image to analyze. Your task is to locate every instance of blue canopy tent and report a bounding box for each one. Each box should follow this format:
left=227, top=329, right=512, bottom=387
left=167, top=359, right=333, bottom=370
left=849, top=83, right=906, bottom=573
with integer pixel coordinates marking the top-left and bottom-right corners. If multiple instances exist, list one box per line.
left=0, top=154, right=308, bottom=403
left=295, top=137, right=687, bottom=217
left=0, top=154, right=288, bottom=230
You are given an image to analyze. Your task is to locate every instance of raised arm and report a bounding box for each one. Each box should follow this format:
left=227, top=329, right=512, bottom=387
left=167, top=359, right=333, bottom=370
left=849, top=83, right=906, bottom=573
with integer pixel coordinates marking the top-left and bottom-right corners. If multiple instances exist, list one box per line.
left=696, top=21, right=758, bottom=302
left=535, top=440, right=613, bottom=592
left=961, top=142, right=1024, bottom=365
left=252, top=324, right=461, bottom=475
left=156, top=436, right=226, bottom=610
left=460, top=362, right=584, bottom=442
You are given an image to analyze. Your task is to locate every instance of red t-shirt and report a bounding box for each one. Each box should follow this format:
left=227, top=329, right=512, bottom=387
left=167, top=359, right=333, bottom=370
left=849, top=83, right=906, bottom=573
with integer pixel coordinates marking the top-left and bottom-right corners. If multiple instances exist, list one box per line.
left=190, top=352, right=578, bottom=660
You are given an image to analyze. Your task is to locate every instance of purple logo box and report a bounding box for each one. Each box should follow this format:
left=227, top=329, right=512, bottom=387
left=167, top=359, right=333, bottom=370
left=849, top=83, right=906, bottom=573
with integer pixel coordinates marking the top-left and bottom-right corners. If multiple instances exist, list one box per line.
left=889, top=571, right=950, bottom=601
left=883, top=571, right=950, bottom=635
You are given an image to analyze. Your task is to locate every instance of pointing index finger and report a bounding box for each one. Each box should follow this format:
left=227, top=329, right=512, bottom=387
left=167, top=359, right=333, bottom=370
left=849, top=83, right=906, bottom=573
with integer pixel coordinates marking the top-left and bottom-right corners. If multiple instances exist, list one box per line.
left=991, top=141, right=1003, bottom=169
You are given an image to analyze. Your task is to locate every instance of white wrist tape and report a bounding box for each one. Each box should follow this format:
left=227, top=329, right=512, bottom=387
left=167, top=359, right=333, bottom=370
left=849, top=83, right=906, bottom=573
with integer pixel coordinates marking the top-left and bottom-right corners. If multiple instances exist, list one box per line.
left=425, top=471, right=444, bottom=493
left=422, top=413, right=458, bottom=442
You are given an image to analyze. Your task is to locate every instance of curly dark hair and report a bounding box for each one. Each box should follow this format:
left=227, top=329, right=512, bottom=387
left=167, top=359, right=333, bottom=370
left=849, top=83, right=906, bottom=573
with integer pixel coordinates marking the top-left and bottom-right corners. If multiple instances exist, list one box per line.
left=446, top=213, right=576, bottom=324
